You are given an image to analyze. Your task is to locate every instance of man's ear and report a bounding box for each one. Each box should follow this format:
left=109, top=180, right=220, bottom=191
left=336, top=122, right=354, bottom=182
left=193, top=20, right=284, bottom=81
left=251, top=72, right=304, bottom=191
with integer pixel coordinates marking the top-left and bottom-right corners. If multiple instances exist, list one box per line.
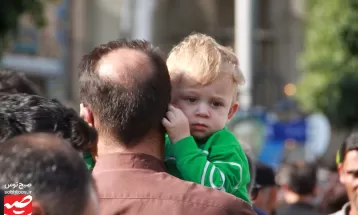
left=338, top=163, right=345, bottom=184
left=80, top=103, right=98, bottom=160
left=228, top=103, right=239, bottom=120
left=32, top=201, right=45, bottom=215
left=80, top=103, right=94, bottom=127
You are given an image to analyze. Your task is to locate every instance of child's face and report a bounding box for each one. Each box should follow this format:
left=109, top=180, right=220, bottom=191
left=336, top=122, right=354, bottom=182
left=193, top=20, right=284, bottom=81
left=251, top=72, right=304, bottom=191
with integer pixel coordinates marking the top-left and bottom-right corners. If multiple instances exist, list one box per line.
left=171, top=73, right=238, bottom=139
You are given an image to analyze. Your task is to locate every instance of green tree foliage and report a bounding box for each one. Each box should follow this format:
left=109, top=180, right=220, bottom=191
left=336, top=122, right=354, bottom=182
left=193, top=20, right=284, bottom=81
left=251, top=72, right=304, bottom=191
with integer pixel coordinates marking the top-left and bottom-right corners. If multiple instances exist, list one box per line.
left=340, top=0, right=358, bottom=56
left=297, top=0, right=358, bottom=129
left=0, top=0, right=54, bottom=52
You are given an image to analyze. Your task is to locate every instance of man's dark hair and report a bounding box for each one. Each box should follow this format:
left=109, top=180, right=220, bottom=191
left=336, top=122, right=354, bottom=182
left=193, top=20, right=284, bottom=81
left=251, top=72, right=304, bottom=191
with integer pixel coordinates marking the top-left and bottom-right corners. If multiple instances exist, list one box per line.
left=0, top=133, right=95, bottom=215
left=0, top=69, right=41, bottom=95
left=0, top=93, right=97, bottom=151
left=337, top=132, right=358, bottom=164
left=255, top=161, right=276, bottom=187
left=279, top=162, right=317, bottom=195
left=79, top=39, right=171, bottom=144
left=251, top=161, right=277, bottom=200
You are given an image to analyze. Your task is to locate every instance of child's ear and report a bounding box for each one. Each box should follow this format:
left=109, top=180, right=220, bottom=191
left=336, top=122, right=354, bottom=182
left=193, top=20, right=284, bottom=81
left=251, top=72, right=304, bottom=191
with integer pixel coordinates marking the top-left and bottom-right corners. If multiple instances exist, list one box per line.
left=228, top=103, right=239, bottom=120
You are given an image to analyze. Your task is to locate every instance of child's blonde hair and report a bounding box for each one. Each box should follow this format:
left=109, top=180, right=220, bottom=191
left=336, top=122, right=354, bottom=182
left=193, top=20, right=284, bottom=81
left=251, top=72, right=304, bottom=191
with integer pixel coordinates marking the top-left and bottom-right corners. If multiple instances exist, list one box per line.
left=166, top=33, right=245, bottom=102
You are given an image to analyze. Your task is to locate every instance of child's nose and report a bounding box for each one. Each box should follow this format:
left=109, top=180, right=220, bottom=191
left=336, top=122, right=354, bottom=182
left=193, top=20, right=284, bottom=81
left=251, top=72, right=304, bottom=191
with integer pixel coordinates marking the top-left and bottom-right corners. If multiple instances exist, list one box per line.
left=196, top=103, right=210, bottom=117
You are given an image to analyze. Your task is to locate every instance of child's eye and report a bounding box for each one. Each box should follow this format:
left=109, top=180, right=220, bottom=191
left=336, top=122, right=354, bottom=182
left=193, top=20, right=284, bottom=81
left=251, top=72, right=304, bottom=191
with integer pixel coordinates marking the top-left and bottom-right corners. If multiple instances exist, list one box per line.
left=212, top=101, right=223, bottom=107
left=187, top=97, right=197, bottom=103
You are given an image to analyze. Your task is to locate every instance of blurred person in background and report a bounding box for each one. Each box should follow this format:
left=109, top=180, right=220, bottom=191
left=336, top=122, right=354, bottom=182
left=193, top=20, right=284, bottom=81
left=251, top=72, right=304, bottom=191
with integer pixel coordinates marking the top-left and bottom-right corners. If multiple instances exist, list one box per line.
left=332, top=132, right=358, bottom=215
left=0, top=93, right=97, bottom=155
left=276, top=162, right=324, bottom=215
left=0, top=69, right=41, bottom=95
left=317, top=160, right=348, bottom=214
left=0, top=133, right=99, bottom=215
left=0, top=69, right=96, bottom=159
left=251, top=161, right=279, bottom=215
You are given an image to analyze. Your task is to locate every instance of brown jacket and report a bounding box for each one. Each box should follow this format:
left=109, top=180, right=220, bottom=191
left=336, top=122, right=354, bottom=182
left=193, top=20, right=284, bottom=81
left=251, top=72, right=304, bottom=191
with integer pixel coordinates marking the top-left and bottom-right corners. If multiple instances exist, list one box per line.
left=93, top=153, right=256, bottom=215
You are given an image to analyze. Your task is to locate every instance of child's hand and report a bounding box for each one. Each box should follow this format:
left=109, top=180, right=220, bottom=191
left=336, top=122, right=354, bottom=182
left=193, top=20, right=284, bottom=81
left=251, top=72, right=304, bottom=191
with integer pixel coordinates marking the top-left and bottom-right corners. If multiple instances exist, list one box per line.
left=162, top=105, right=190, bottom=144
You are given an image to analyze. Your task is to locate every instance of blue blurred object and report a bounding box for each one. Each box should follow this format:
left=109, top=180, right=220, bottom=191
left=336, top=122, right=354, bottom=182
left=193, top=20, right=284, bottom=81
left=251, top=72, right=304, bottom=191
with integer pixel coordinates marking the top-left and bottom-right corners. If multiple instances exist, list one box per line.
left=229, top=105, right=308, bottom=169
left=257, top=99, right=307, bottom=168
left=258, top=140, right=285, bottom=169
left=266, top=117, right=307, bottom=143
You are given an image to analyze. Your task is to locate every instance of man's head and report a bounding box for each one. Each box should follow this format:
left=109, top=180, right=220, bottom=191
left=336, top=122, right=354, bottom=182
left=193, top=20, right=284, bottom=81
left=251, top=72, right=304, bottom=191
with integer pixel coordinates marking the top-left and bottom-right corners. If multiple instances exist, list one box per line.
left=278, top=162, right=317, bottom=203
left=337, top=132, right=358, bottom=209
left=252, top=162, right=278, bottom=214
left=166, top=33, right=244, bottom=139
left=0, top=133, right=99, bottom=215
left=79, top=39, right=171, bottom=146
left=0, top=93, right=97, bottom=152
left=0, top=69, right=41, bottom=95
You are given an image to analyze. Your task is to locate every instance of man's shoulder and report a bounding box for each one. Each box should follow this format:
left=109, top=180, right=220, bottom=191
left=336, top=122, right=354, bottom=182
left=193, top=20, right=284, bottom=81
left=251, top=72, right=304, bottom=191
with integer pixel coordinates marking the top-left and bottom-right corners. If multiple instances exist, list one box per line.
left=155, top=173, right=254, bottom=214
left=94, top=169, right=254, bottom=214
left=179, top=179, right=245, bottom=203
left=153, top=173, right=254, bottom=213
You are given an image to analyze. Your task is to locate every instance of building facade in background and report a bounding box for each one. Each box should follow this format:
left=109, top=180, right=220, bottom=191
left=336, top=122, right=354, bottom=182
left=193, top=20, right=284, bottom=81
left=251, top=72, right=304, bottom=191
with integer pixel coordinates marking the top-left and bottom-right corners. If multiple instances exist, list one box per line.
left=81, top=0, right=306, bottom=108
left=1, top=0, right=71, bottom=102
left=1, top=0, right=305, bottom=109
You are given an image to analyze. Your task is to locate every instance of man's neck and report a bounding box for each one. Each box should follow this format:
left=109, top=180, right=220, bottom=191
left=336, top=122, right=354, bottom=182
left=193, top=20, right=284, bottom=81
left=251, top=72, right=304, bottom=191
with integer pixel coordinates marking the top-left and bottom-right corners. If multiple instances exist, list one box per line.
left=96, top=131, right=164, bottom=161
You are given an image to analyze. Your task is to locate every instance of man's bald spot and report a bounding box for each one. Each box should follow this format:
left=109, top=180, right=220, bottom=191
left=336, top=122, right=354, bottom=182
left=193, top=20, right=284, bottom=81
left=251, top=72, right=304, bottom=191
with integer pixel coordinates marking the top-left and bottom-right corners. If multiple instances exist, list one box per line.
left=97, top=48, right=154, bottom=88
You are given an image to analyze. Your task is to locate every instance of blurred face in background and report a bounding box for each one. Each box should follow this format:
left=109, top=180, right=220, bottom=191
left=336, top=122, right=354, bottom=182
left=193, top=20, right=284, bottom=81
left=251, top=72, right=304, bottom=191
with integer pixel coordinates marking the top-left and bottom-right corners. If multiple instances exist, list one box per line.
left=339, top=150, right=358, bottom=210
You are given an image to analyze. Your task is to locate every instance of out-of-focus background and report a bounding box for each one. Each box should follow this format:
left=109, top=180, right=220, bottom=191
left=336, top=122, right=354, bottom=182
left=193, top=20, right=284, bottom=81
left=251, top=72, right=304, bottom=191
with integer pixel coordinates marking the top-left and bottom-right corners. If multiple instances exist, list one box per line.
left=1, top=0, right=358, bottom=168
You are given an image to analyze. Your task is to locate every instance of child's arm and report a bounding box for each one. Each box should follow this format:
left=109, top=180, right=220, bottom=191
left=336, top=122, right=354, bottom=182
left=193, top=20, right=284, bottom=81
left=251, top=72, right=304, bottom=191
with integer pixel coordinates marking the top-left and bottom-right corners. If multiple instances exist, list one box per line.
left=172, top=131, right=251, bottom=202
left=162, top=105, right=250, bottom=202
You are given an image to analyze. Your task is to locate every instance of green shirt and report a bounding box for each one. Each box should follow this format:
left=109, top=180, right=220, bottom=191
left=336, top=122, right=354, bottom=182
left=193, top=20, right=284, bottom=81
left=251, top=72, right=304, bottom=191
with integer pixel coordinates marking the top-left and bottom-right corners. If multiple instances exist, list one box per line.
left=83, top=152, right=95, bottom=171
left=165, top=128, right=251, bottom=203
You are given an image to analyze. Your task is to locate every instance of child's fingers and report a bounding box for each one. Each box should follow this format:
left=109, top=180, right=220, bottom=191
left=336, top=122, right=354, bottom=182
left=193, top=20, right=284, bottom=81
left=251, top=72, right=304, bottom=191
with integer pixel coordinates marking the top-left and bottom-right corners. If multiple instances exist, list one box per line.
left=170, top=104, right=183, bottom=112
left=166, top=110, right=176, bottom=121
left=170, top=108, right=186, bottom=120
left=168, top=104, right=175, bottom=111
left=170, top=105, right=183, bottom=116
left=162, top=118, right=171, bottom=128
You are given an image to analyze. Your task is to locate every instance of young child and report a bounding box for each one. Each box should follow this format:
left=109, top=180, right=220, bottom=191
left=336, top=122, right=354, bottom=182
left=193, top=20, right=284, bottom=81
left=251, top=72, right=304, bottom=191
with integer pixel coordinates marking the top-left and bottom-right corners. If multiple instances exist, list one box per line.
left=163, top=33, right=250, bottom=202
